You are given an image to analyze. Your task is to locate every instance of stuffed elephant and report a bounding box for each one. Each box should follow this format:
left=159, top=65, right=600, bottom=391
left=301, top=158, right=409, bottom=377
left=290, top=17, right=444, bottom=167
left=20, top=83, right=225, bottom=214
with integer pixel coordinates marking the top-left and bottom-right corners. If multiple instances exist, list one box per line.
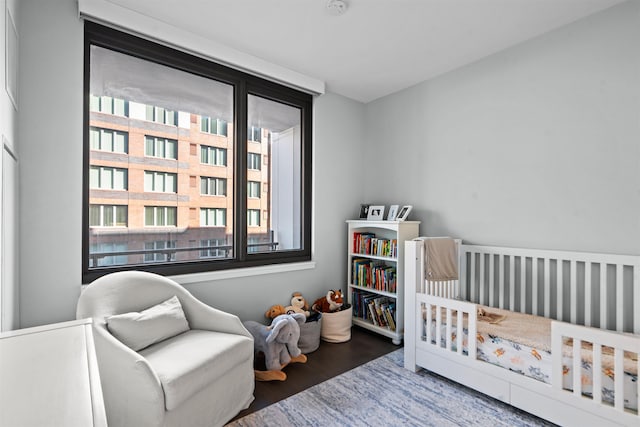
left=244, top=313, right=307, bottom=379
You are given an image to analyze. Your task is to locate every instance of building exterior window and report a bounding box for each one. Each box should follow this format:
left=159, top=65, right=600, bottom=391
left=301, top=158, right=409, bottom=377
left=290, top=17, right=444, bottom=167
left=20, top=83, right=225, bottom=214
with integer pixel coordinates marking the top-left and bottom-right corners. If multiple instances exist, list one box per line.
left=201, top=116, right=228, bottom=136
left=248, top=209, right=260, bottom=227
left=247, top=153, right=261, bottom=170
left=146, top=105, right=177, bottom=125
left=89, top=204, right=127, bottom=227
left=200, top=208, right=226, bottom=226
left=200, top=145, right=227, bottom=166
left=89, top=127, right=128, bottom=153
left=84, top=23, right=312, bottom=282
left=144, top=171, right=177, bottom=193
left=145, top=136, right=177, bottom=159
left=144, top=206, right=177, bottom=227
left=201, top=177, right=226, bottom=196
left=144, top=240, right=176, bottom=262
left=248, top=126, right=261, bottom=143
left=90, top=95, right=128, bottom=116
left=248, top=181, right=260, bottom=198
left=200, top=239, right=227, bottom=258
left=89, top=166, right=127, bottom=190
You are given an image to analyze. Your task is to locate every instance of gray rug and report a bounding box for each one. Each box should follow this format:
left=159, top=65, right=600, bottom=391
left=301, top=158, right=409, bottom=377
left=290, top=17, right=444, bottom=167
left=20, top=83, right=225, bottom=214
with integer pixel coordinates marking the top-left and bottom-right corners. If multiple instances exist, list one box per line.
left=227, top=349, right=556, bottom=426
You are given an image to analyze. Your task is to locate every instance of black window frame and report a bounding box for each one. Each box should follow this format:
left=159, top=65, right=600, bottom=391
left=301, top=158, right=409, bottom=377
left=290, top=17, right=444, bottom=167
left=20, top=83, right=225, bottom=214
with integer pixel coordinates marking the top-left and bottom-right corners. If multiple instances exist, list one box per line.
left=82, top=22, right=312, bottom=283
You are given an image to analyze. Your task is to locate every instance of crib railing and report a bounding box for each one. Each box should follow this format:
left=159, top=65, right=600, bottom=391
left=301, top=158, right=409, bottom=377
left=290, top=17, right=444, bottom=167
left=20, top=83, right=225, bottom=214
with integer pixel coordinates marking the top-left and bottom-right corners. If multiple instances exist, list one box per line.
left=460, top=245, right=640, bottom=334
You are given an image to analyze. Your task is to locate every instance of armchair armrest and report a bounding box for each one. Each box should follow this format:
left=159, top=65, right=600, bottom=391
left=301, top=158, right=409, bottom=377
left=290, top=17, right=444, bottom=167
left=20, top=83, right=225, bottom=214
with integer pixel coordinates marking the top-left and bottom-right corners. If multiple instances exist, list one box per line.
left=180, top=294, right=252, bottom=339
left=91, top=323, right=165, bottom=427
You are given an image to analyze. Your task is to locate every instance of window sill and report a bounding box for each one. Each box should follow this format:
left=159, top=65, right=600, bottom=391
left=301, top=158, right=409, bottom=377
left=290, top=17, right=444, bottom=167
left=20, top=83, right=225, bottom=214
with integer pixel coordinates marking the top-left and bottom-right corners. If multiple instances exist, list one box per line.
left=170, top=260, right=316, bottom=285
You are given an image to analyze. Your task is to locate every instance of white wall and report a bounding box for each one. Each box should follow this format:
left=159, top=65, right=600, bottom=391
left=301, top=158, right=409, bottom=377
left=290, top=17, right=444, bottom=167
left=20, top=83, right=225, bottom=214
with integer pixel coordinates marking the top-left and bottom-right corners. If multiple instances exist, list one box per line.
left=0, top=0, right=19, bottom=331
left=18, top=0, right=366, bottom=326
left=365, top=0, right=640, bottom=255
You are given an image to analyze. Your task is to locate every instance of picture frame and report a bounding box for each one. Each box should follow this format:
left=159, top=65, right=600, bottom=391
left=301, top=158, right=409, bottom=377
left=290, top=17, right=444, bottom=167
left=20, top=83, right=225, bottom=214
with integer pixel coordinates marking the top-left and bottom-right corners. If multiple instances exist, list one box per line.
left=396, top=205, right=412, bottom=221
left=387, top=205, right=399, bottom=221
left=358, top=204, right=370, bottom=219
left=367, top=205, right=385, bottom=221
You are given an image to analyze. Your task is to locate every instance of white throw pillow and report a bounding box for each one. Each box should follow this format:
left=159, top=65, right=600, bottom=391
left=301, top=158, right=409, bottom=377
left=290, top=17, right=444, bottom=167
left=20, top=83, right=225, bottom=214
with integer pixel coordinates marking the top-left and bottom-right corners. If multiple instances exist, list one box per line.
left=107, top=295, right=190, bottom=351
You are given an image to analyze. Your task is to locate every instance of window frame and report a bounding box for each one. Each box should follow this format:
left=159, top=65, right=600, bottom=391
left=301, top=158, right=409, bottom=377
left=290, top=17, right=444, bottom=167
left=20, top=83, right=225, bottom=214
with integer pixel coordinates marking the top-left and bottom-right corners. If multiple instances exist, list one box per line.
left=82, top=22, right=313, bottom=283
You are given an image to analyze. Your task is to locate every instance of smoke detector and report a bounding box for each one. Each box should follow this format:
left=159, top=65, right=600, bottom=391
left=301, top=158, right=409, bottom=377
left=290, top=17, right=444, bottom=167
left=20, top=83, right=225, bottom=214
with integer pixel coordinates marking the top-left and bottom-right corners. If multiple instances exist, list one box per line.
left=326, top=0, right=348, bottom=16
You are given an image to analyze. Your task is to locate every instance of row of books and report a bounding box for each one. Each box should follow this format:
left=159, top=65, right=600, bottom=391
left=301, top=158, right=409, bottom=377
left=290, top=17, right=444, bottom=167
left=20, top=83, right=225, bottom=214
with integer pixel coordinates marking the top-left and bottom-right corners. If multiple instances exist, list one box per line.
left=352, top=289, right=397, bottom=331
left=351, top=258, right=397, bottom=293
left=352, top=232, right=398, bottom=258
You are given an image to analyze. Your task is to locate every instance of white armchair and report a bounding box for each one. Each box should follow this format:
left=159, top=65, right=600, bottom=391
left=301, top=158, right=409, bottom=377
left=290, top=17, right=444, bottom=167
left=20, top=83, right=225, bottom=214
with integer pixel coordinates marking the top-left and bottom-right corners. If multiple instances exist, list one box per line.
left=77, top=271, right=254, bottom=427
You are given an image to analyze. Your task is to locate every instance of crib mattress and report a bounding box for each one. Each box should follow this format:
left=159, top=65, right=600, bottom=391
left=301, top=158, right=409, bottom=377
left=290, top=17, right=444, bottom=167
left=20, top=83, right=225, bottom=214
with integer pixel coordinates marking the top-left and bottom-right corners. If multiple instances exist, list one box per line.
left=423, top=306, right=639, bottom=411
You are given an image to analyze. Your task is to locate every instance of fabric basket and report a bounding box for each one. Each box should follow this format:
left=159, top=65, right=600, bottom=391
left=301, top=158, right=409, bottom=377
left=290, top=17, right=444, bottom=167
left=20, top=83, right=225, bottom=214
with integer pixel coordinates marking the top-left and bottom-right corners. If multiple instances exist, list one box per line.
left=298, top=312, right=322, bottom=353
left=320, top=305, right=352, bottom=343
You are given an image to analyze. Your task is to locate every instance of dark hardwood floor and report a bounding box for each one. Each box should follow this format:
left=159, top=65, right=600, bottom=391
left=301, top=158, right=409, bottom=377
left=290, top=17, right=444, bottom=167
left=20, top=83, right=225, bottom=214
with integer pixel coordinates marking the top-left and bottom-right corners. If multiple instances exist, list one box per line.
left=231, top=326, right=401, bottom=421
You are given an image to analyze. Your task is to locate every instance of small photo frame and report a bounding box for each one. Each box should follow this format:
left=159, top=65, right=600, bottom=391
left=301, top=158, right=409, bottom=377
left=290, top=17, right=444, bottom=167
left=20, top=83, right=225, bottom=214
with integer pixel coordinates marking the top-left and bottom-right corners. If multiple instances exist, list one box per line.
left=396, top=205, right=412, bottom=221
left=359, top=204, right=370, bottom=219
left=367, top=205, right=385, bottom=221
left=387, top=205, right=399, bottom=221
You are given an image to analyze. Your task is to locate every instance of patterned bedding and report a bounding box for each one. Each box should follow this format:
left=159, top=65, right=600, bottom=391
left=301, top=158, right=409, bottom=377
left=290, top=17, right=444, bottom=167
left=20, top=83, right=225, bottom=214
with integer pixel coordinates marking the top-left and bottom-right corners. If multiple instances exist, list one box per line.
left=422, top=306, right=639, bottom=411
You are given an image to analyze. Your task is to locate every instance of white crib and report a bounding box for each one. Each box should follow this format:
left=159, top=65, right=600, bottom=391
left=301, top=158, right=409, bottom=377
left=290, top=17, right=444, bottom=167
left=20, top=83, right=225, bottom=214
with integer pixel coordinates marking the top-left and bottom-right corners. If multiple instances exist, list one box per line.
left=404, top=238, right=640, bottom=427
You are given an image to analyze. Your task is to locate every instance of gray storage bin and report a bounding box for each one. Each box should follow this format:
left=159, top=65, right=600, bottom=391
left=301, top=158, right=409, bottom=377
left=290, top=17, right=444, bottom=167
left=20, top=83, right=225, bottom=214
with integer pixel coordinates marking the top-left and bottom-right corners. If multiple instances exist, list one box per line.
left=298, top=312, right=322, bottom=353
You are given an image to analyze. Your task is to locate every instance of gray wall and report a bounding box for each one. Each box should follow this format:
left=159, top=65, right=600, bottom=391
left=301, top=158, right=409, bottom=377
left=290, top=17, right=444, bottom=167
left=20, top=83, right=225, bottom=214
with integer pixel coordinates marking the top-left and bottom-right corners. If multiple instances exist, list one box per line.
left=18, top=0, right=366, bottom=327
left=365, top=0, right=640, bottom=255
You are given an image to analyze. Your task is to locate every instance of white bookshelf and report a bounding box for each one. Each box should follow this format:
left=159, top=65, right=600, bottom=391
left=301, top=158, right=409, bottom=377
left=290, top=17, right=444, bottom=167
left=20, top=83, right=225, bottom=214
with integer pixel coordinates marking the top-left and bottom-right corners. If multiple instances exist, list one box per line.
left=346, top=220, right=420, bottom=345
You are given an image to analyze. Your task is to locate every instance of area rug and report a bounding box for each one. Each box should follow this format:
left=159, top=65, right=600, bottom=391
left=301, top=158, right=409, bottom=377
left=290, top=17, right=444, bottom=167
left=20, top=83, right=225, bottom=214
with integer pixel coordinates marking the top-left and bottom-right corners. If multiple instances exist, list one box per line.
left=226, top=349, right=555, bottom=426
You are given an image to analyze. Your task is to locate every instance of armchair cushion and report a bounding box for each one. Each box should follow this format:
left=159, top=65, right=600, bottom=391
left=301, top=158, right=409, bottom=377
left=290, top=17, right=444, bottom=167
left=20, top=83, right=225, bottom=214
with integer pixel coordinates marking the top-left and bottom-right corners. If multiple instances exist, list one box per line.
left=107, top=295, right=190, bottom=351
left=139, top=329, right=253, bottom=411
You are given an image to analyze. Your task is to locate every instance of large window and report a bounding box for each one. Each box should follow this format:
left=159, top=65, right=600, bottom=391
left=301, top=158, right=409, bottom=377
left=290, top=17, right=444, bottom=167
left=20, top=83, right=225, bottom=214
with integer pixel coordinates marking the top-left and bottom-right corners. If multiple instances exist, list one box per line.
left=83, top=22, right=312, bottom=282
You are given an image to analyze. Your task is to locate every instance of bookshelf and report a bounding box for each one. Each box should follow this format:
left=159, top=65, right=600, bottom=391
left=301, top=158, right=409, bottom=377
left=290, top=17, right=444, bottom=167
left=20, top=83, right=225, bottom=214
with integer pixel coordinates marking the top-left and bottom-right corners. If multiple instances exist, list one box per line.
left=346, top=219, right=420, bottom=344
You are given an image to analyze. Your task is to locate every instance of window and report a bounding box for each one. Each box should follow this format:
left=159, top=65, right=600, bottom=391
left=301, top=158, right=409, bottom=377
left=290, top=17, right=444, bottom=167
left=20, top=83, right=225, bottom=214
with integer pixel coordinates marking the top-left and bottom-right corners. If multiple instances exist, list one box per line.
left=201, top=177, right=226, bottom=196
left=89, top=166, right=127, bottom=190
left=200, top=208, right=226, bottom=226
left=84, top=23, right=312, bottom=282
left=145, top=171, right=177, bottom=193
left=89, top=205, right=127, bottom=227
left=146, top=105, right=177, bottom=125
left=248, top=126, right=261, bottom=143
left=247, top=153, right=261, bottom=170
left=200, top=239, right=227, bottom=258
left=144, top=240, right=176, bottom=263
left=144, top=206, right=177, bottom=227
left=201, top=116, right=228, bottom=136
left=248, top=181, right=260, bottom=198
left=90, top=95, right=128, bottom=116
left=201, top=146, right=227, bottom=166
left=248, top=209, right=260, bottom=227
left=145, top=136, right=177, bottom=159
left=90, top=127, right=128, bottom=153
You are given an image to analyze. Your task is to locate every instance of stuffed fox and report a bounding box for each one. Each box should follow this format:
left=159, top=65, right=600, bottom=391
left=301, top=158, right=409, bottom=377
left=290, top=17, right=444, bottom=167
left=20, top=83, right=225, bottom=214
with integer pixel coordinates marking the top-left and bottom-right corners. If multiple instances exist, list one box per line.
left=312, top=290, right=344, bottom=313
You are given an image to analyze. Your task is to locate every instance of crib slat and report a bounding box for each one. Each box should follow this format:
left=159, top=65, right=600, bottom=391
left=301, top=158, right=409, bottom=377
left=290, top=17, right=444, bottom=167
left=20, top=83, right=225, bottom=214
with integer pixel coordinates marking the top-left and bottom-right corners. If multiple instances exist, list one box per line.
left=457, top=310, right=463, bottom=355
left=635, top=263, right=640, bottom=334
left=480, top=253, right=485, bottom=305
left=557, top=261, right=563, bottom=322
left=520, top=257, right=526, bottom=314
left=499, top=254, right=505, bottom=309
left=460, top=252, right=467, bottom=301
left=532, top=257, right=538, bottom=316
left=616, top=264, right=623, bottom=332
left=445, top=308, right=452, bottom=351
left=435, top=305, right=442, bottom=348
left=585, top=263, right=592, bottom=327
left=544, top=258, right=550, bottom=318
left=489, top=254, right=495, bottom=308
left=600, top=265, right=608, bottom=330
left=425, top=303, right=432, bottom=344
left=592, top=344, right=602, bottom=404
left=572, top=338, right=581, bottom=397
left=570, top=260, right=577, bottom=325
left=509, top=255, right=515, bottom=311
left=470, top=252, right=476, bottom=303
left=614, top=348, right=624, bottom=411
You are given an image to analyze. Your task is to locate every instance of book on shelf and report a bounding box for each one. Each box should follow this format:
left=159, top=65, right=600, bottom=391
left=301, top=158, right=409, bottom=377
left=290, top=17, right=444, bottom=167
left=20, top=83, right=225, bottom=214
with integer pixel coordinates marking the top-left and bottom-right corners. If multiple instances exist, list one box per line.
left=351, top=258, right=397, bottom=293
left=351, top=289, right=396, bottom=331
left=352, top=232, right=398, bottom=258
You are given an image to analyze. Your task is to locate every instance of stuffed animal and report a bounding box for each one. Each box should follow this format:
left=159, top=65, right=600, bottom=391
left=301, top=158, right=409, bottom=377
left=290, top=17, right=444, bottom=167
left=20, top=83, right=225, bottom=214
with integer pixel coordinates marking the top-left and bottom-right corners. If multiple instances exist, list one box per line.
left=289, top=292, right=311, bottom=317
left=265, top=304, right=286, bottom=319
left=243, top=313, right=308, bottom=381
left=312, top=289, right=344, bottom=313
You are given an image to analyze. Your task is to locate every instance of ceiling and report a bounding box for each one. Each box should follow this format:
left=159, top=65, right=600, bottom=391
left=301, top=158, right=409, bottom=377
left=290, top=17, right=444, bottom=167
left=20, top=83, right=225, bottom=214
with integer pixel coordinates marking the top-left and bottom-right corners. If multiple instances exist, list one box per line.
left=105, top=0, right=624, bottom=103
